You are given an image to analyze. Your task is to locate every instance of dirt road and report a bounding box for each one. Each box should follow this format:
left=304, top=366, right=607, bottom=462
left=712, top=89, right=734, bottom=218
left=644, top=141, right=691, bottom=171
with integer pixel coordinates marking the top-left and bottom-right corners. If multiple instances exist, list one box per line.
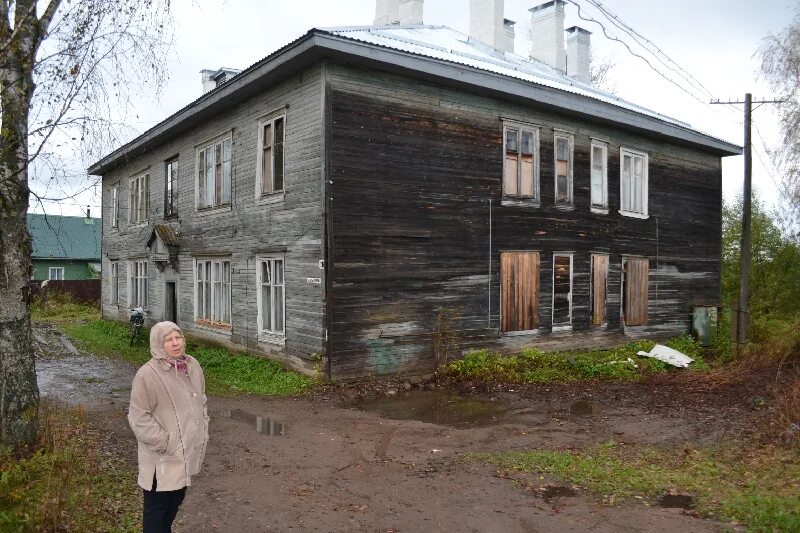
left=36, top=330, right=748, bottom=532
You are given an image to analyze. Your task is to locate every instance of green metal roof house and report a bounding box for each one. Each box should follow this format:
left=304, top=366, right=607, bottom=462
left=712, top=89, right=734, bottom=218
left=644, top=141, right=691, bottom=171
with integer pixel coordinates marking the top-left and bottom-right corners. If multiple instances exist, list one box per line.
left=27, top=213, right=102, bottom=281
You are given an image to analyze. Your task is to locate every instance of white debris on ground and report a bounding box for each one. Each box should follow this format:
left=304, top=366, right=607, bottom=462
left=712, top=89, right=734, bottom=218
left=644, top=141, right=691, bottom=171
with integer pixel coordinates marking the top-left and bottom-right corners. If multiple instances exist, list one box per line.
left=637, top=344, right=694, bottom=368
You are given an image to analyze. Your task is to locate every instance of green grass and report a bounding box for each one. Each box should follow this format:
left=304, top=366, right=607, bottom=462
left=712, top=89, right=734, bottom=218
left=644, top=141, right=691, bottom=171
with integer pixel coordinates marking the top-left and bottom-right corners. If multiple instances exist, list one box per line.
left=61, top=319, right=315, bottom=396
left=473, top=442, right=800, bottom=533
left=0, top=404, right=140, bottom=532
left=447, top=335, right=709, bottom=383
left=31, top=292, right=100, bottom=323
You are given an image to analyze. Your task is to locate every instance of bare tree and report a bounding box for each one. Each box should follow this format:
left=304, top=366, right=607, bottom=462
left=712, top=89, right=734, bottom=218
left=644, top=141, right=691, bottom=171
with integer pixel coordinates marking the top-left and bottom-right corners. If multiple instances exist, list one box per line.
left=759, top=8, right=800, bottom=220
left=589, top=55, right=616, bottom=94
left=0, top=0, right=171, bottom=448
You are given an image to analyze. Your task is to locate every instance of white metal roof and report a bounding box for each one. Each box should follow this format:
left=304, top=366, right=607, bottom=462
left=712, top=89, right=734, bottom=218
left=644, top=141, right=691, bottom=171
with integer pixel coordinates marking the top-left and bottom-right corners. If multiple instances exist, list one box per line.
left=322, top=24, right=692, bottom=129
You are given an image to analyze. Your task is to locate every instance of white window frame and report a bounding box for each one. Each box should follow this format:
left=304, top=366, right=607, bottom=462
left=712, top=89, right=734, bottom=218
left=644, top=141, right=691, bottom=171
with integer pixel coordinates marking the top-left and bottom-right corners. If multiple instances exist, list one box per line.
left=554, top=131, right=574, bottom=207
left=127, top=260, right=148, bottom=308
left=128, top=173, right=149, bottom=225
left=255, top=114, right=286, bottom=197
left=619, top=147, right=649, bottom=219
left=502, top=122, right=540, bottom=202
left=551, top=253, right=573, bottom=331
left=195, top=133, right=233, bottom=210
left=194, top=258, right=232, bottom=328
left=110, top=183, right=119, bottom=228
left=48, top=267, right=64, bottom=281
left=590, top=140, right=608, bottom=212
left=110, top=261, right=119, bottom=304
left=256, top=256, right=286, bottom=342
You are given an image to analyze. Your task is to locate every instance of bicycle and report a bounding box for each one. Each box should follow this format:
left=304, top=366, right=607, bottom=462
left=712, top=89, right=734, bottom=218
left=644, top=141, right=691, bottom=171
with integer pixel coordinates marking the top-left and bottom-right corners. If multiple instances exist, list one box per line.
left=129, top=307, right=145, bottom=346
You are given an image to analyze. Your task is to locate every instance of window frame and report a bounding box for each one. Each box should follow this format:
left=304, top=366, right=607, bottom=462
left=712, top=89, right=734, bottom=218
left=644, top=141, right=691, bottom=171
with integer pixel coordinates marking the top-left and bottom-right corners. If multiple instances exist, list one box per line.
left=195, top=133, right=233, bottom=211
left=590, top=139, right=609, bottom=212
left=128, top=173, right=150, bottom=225
left=502, top=121, right=540, bottom=203
left=194, top=258, right=232, bottom=330
left=551, top=252, right=573, bottom=330
left=48, top=267, right=64, bottom=281
left=256, top=255, right=286, bottom=343
left=164, top=157, right=179, bottom=218
left=553, top=131, right=574, bottom=207
left=127, top=260, right=148, bottom=308
left=110, top=261, right=119, bottom=305
left=110, top=183, right=119, bottom=228
left=255, top=114, right=286, bottom=197
left=619, top=147, right=649, bottom=219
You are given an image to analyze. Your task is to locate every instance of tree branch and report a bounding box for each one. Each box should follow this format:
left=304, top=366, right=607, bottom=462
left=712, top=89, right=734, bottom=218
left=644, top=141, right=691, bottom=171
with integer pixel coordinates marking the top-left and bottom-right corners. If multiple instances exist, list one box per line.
left=37, top=0, right=60, bottom=40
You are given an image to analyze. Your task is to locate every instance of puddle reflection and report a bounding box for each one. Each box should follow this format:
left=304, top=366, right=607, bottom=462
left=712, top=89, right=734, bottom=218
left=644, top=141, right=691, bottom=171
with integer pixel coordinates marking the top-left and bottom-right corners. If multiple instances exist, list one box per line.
left=212, top=409, right=286, bottom=436
left=354, top=391, right=507, bottom=428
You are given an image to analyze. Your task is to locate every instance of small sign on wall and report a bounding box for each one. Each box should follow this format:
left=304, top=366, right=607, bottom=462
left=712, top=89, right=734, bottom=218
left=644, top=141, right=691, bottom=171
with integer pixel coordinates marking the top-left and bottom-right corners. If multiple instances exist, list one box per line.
left=306, top=277, right=321, bottom=285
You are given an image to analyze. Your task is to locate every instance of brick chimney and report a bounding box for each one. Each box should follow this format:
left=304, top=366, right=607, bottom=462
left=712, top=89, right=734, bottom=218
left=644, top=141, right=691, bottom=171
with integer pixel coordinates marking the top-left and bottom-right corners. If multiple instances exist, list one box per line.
left=529, top=0, right=566, bottom=72
left=374, top=0, right=400, bottom=25
left=399, top=0, right=423, bottom=24
left=469, top=0, right=506, bottom=51
left=566, top=26, right=591, bottom=83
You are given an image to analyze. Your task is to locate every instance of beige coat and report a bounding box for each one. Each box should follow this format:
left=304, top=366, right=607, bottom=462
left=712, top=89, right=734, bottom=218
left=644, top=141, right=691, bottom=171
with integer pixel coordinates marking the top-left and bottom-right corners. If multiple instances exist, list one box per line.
left=128, top=322, right=209, bottom=491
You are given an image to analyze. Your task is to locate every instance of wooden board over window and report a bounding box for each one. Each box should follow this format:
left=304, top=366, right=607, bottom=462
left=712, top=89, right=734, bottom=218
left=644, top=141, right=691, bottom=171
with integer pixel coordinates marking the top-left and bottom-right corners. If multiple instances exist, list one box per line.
left=623, top=257, right=649, bottom=326
left=501, top=252, right=540, bottom=333
left=591, top=254, right=608, bottom=326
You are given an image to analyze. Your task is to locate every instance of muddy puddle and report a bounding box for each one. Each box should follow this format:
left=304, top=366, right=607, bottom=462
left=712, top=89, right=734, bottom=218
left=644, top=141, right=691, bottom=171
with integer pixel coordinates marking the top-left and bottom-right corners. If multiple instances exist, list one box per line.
left=354, top=391, right=508, bottom=428
left=212, top=409, right=286, bottom=436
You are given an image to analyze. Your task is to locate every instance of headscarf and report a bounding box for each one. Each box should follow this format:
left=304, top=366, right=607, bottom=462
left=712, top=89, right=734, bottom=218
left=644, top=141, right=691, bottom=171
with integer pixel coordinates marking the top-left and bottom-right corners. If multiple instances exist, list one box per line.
left=150, top=321, right=188, bottom=374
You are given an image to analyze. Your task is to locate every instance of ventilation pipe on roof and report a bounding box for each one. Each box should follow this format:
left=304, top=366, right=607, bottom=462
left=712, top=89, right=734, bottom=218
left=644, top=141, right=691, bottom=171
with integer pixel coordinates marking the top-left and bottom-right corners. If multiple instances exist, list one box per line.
left=200, top=68, right=242, bottom=94
left=374, top=0, right=400, bottom=25
left=566, top=26, right=591, bottom=83
left=398, top=0, right=423, bottom=24
left=469, top=0, right=507, bottom=51
left=529, top=0, right=566, bottom=72
left=502, top=19, right=516, bottom=53
left=200, top=69, right=217, bottom=94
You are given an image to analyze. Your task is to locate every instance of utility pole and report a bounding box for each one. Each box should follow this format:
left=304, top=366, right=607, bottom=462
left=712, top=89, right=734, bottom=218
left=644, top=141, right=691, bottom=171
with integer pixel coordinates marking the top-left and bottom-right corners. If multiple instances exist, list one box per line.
left=711, top=95, right=784, bottom=347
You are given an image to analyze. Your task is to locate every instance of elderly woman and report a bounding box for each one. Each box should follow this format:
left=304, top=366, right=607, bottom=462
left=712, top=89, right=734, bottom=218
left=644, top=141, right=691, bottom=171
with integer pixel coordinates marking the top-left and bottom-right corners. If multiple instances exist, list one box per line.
left=128, top=321, right=209, bottom=533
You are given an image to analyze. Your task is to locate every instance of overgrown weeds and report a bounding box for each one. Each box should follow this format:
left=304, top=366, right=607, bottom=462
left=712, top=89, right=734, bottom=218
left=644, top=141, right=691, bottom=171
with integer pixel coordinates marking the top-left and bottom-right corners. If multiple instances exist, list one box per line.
left=473, top=441, right=800, bottom=533
left=0, top=402, right=139, bottom=532
left=31, top=291, right=100, bottom=323
left=61, top=319, right=315, bottom=396
left=447, top=335, right=708, bottom=384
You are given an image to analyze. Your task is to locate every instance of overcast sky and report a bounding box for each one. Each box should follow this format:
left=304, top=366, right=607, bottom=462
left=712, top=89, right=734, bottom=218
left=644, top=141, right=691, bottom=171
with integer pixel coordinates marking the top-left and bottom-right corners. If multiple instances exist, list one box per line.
left=32, top=0, right=795, bottom=217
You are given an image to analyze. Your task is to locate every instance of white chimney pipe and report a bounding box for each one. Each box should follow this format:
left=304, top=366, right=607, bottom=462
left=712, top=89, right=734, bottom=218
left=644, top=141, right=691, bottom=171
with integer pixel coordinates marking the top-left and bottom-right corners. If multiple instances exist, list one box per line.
left=200, top=69, right=217, bottom=94
left=398, top=0, right=423, bottom=24
left=502, top=19, right=516, bottom=53
left=374, top=0, right=400, bottom=25
left=469, top=0, right=506, bottom=51
left=529, top=0, right=566, bottom=72
left=566, top=26, right=591, bottom=83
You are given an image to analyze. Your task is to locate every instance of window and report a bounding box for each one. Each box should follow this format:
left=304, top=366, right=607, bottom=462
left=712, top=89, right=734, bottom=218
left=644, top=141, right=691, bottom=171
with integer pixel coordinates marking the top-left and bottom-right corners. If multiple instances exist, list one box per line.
left=129, top=174, right=149, bottom=224
left=195, top=259, right=231, bottom=326
left=620, top=148, right=648, bottom=217
left=48, top=267, right=64, bottom=280
left=622, top=257, right=649, bottom=326
left=590, top=254, right=608, bottom=325
left=110, top=261, right=119, bottom=304
left=256, top=116, right=285, bottom=196
left=165, top=158, right=178, bottom=217
left=552, top=254, right=573, bottom=328
left=128, top=260, right=148, bottom=307
left=197, top=135, right=232, bottom=209
left=257, top=257, right=285, bottom=336
left=110, top=183, right=119, bottom=228
left=590, top=140, right=608, bottom=210
left=554, top=132, right=573, bottom=206
left=503, top=123, right=539, bottom=200
left=500, top=252, right=540, bottom=333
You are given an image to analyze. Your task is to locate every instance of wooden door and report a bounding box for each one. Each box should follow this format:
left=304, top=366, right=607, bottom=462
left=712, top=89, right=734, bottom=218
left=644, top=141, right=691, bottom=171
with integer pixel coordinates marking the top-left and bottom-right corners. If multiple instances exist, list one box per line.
left=591, top=254, right=608, bottom=326
left=623, top=258, right=649, bottom=326
left=501, top=252, right=540, bottom=332
left=165, top=282, right=177, bottom=323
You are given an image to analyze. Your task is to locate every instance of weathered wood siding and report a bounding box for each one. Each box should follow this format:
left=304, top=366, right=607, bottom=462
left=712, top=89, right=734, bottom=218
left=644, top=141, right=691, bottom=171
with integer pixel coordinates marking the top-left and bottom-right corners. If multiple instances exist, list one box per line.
left=328, top=64, right=722, bottom=379
left=100, top=64, right=325, bottom=369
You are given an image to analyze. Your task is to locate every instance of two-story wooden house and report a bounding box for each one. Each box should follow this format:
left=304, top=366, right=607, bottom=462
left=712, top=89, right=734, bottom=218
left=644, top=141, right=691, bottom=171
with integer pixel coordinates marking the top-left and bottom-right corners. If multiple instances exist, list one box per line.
left=89, top=0, right=740, bottom=379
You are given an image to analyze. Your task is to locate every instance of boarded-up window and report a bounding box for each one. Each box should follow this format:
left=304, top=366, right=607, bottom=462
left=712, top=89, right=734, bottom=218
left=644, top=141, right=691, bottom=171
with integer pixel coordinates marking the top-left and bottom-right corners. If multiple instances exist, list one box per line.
left=501, top=252, right=540, bottom=332
left=591, top=254, right=608, bottom=325
left=555, top=133, right=573, bottom=205
left=552, top=254, right=572, bottom=326
left=503, top=124, right=538, bottom=200
left=623, top=257, right=649, bottom=326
